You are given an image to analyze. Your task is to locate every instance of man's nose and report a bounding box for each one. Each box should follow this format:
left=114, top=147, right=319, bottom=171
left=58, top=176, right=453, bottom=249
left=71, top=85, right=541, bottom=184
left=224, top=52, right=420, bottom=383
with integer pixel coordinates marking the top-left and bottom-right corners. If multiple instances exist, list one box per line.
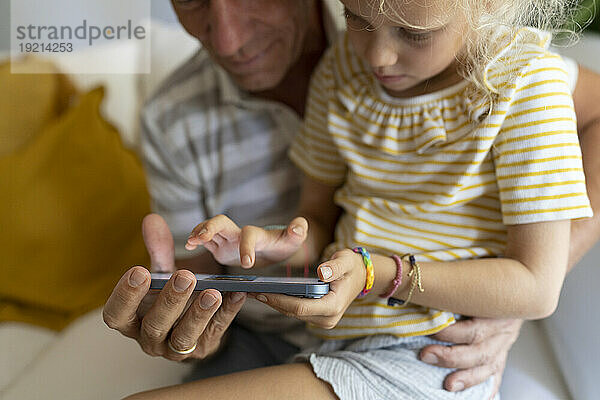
left=365, top=31, right=399, bottom=69
left=207, top=0, right=248, bottom=57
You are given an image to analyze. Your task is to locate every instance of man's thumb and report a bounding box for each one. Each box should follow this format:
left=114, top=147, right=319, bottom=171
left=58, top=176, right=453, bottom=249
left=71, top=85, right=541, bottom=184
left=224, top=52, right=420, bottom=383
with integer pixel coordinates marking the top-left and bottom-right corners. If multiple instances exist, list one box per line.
left=142, top=213, right=176, bottom=272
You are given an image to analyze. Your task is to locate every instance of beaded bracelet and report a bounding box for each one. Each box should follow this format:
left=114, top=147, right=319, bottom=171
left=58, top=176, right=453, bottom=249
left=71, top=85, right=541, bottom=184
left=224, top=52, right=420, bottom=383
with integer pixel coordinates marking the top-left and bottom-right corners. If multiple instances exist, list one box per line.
left=352, top=247, right=374, bottom=298
left=379, top=255, right=403, bottom=306
left=397, top=253, right=424, bottom=307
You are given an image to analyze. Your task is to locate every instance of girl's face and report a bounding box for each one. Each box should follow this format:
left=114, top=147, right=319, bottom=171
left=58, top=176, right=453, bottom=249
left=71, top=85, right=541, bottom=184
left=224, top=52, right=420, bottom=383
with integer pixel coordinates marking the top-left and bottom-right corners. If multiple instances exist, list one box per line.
left=341, top=0, right=468, bottom=97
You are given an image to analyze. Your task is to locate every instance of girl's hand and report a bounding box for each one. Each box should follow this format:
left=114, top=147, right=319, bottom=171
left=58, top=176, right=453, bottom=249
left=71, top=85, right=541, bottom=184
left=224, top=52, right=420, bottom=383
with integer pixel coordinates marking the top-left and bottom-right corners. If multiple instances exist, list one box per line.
left=185, top=214, right=308, bottom=268
left=249, top=249, right=367, bottom=329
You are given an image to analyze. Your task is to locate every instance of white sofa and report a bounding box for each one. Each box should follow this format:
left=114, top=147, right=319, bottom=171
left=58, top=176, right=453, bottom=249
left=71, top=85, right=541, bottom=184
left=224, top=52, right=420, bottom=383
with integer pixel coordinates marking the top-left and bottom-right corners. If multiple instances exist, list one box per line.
left=1, top=21, right=598, bottom=400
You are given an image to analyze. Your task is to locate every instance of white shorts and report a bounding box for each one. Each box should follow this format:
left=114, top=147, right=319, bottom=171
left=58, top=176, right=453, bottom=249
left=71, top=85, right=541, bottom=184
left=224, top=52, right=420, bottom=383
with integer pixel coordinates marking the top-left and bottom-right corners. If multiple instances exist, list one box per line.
left=295, top=334, right=497, bottom=400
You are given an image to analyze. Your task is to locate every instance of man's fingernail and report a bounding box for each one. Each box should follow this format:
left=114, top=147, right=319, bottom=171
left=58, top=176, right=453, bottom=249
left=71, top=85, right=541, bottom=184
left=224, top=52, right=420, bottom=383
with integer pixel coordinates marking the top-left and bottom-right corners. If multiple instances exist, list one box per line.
left=173, top=275, right=193, bottom=292
left=129, top=269, right=147, bottom=288
left=201, top=292, right=217, bottom=309
left=291, top=225, right=303, bottom=236
left=256, top=295, right=267, bottom=303
left=452, top=381, right=465, bottom=392
left=242, top=255, right=252, bottom=266
left=230, top=292, right=246, bottom=303
left=421, top=353, right=438, bottom=365
left=319, top=266, right=333, bottom=280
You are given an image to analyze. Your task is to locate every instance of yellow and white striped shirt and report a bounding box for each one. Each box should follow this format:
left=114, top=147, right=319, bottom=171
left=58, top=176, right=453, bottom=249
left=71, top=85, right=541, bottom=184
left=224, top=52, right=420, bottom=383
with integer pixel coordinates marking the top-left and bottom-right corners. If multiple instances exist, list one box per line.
left=289, top=29, right=592, bottom=339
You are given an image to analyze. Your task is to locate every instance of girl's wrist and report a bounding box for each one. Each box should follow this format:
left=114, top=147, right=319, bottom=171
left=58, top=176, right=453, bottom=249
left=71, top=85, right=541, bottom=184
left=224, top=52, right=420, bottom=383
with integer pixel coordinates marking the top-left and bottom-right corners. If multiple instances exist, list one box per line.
left=379, top=255, right=403, bottom=300
left=354, top=252, right=414, bottom=301
left=351, top=247, right=373, bottom=297
left=367, top=253, right=403, bottom=299
left=393, top=255, right=425, bottom=306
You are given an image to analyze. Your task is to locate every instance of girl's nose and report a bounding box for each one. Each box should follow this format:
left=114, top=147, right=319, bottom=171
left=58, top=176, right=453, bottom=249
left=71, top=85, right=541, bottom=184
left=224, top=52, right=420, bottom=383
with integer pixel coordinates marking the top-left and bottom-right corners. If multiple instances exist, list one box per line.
left=365, top=31, right=399, bottom=69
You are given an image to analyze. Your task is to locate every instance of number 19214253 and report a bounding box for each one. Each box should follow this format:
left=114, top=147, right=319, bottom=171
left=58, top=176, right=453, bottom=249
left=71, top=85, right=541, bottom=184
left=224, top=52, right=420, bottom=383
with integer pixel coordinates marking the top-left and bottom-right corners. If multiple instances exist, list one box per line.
left=18, top=42, right=73, bottom=53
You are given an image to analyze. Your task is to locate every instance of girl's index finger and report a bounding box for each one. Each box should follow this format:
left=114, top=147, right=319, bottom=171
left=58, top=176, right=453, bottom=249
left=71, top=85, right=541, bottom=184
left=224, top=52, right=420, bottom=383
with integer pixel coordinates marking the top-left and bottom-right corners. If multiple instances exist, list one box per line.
left=185, top=226, right=209, bottom=249
left=190, top=226, right=208, bottom=239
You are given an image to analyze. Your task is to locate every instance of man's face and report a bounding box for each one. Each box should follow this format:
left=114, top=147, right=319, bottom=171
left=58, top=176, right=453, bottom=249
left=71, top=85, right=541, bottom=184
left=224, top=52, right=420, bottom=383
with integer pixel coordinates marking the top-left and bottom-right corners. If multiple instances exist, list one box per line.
left=171, top=0, right=312, bottom=92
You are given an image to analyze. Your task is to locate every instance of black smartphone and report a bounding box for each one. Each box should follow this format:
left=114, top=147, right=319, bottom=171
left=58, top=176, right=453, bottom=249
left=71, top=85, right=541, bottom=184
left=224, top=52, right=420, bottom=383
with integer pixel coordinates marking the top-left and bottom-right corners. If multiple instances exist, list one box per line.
left=150, top=273, right=330, bottom=298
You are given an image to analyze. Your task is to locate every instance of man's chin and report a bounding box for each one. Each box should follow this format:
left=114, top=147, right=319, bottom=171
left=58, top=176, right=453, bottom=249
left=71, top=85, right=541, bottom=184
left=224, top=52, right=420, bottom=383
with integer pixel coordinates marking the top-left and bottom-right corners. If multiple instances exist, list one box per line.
left=231, top=72, right=284, bottom=93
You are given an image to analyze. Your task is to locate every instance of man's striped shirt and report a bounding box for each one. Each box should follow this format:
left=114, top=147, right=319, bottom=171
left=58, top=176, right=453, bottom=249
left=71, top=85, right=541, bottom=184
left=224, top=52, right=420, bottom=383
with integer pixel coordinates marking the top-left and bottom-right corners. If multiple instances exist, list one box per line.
left=141, top=51, right=302, bottom=258
left=140, top=50, right=304, bottom=332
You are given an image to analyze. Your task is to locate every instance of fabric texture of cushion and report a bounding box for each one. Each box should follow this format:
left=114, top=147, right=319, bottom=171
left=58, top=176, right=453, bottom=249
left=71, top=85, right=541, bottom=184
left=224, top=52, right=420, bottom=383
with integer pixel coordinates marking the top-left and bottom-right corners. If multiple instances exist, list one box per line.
left=0, top=58, right=76, bottom=157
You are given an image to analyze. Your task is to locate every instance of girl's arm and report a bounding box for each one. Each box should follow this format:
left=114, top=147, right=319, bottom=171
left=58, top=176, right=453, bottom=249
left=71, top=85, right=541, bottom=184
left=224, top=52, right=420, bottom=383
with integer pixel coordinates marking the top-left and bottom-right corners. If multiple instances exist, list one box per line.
left=293, top=173, right=572, bottom=321
left=368, top=220, right=570, bottom=319
left=391, top=65, right=592, bottom=319
left=244, top=176, right=570, bottom=330
left=248, top=178, right=571, bottom=329
left=418, top=65, right=600, bottom=394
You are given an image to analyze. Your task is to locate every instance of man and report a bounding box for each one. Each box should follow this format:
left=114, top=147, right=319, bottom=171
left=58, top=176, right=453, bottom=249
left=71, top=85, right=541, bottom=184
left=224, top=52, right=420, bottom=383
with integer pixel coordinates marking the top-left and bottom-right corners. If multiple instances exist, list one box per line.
left=104, top=0, right=600, bottom=396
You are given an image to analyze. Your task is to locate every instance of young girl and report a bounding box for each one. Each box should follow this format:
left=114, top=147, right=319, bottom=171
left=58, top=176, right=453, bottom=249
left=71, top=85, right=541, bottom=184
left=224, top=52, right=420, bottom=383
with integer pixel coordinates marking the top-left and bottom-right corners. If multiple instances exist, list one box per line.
left=136, top=0, right=591, bottom=399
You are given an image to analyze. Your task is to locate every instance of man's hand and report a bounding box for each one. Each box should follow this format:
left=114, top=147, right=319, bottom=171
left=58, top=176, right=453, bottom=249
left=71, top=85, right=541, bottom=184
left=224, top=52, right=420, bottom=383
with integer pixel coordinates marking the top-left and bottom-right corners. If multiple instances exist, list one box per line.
left=102, top=214, right=247, bottom=361
left=419, top=317, right=523, bottom=397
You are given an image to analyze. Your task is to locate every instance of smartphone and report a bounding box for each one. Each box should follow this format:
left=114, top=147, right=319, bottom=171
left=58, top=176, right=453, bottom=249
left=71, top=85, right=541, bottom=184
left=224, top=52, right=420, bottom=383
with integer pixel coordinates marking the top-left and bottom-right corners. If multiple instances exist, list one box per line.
left=150, top=273, right=330, bottom=298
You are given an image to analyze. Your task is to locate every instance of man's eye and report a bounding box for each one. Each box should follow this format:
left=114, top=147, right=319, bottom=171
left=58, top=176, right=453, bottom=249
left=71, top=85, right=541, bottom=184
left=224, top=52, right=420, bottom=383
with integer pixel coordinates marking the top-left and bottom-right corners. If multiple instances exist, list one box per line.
left=343, top=8, right=370, bottom=30
left=343, top=9, right=359, bottom=21
left=173, top=0, right=208, bottom=9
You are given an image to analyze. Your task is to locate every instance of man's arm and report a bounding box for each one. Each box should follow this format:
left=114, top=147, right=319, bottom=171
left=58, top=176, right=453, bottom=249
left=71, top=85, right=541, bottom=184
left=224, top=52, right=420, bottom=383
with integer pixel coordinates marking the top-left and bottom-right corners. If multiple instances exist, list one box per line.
left=419, top=65, right=600, bottom=394
left=568, top=66, right=600, bottom=268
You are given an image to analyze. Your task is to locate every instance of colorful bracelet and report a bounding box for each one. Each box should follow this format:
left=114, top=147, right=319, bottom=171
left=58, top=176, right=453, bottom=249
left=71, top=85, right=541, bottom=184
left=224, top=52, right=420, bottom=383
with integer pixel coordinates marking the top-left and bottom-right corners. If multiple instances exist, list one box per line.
left=397, top=253, right=424, bottom=307
left=352, top=247, right=374, bottom=298
left=380, top=255, right=403, bottom=305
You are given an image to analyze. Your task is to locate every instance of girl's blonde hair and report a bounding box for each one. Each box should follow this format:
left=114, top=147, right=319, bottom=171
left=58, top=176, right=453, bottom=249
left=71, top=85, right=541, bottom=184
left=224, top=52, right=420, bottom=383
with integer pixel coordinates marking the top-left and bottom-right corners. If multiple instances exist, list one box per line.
left=377, top=0, right=587, bottom=111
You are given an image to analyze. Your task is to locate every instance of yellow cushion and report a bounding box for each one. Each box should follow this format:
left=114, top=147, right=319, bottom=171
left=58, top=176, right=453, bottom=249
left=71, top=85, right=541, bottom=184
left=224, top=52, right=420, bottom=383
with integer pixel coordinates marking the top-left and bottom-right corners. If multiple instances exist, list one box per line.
left=0, top=58, right=76, bottom=157
left=0, top=86, right=150, bottom=331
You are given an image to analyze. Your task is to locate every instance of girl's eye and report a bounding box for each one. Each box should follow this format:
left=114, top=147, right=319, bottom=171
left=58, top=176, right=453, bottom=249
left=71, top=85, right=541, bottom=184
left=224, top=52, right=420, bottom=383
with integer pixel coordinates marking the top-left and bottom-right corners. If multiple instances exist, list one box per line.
left=343, top=6, right=434, bottom=43
left=396, top=28, right=431, bottom=45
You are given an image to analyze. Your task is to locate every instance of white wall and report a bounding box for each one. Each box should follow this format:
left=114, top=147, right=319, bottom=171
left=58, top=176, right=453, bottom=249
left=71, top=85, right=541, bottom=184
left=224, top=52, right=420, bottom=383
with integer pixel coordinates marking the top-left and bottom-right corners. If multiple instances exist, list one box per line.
left=545, top=33, right=600, bottom=400
left=543, top=243, right=600, bottom=400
